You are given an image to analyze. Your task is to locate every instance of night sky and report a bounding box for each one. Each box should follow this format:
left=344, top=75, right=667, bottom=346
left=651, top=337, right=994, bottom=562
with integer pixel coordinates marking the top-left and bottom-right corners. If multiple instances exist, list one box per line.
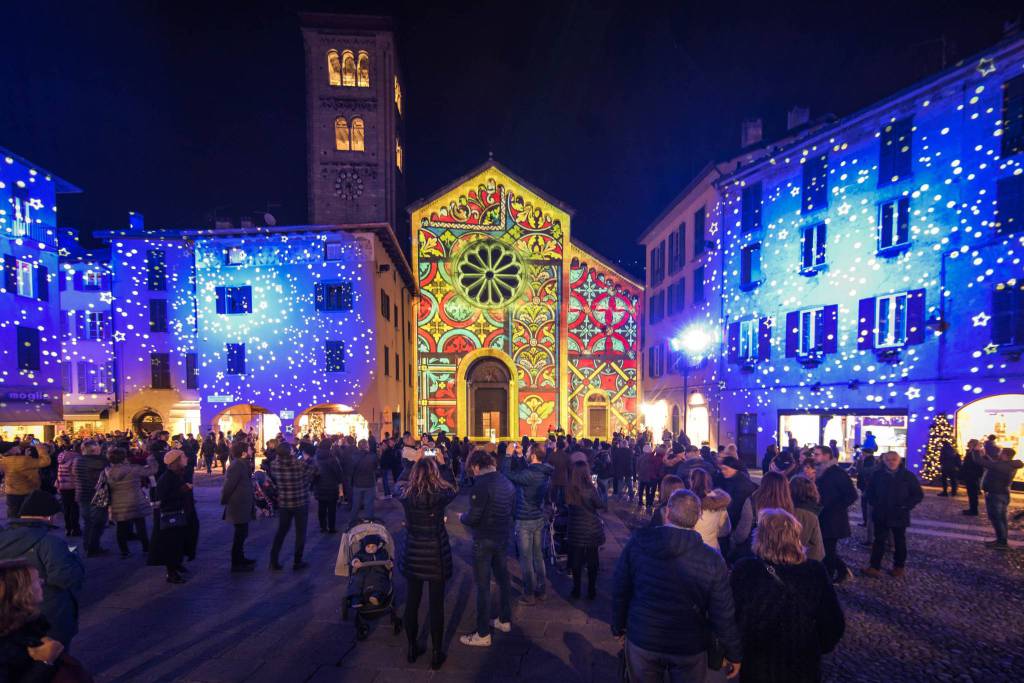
left=2, top=0, right=1020, bottom=276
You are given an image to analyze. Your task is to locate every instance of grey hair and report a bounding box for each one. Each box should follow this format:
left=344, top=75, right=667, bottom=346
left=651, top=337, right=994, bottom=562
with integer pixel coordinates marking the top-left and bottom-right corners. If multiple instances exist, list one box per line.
left=666, top=490, right=702, bottom=529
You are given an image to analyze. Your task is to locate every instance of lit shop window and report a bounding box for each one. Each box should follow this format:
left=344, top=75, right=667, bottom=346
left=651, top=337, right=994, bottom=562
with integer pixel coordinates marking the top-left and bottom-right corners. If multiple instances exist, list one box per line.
left=327, top=50, right=341, bottom=86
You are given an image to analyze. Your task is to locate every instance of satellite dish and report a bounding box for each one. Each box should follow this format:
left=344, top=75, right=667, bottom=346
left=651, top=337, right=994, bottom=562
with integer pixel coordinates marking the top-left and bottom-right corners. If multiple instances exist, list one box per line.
left=263, top=213, right=277, bottom=226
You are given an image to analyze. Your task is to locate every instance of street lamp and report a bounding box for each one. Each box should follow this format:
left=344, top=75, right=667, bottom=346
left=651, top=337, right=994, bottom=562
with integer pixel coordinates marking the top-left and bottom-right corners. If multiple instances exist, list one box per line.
left=670, top=324, right=716, bottom=439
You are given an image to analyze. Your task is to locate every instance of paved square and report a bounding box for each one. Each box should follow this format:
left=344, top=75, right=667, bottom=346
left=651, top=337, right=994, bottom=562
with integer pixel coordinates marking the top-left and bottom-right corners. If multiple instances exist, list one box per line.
left=14, top=478, right=1024, bottom=682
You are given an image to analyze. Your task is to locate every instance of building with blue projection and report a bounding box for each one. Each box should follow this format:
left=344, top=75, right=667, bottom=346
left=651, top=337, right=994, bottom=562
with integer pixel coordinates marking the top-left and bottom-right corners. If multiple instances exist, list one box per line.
left=0, top=148, right=79, bottom=439
left=642, top=34, right=1024, bottom=478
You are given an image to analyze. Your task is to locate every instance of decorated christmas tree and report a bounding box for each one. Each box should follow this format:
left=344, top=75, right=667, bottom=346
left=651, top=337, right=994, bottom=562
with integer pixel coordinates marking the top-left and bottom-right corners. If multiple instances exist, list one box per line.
left=922, top=413, right=954, bottom=481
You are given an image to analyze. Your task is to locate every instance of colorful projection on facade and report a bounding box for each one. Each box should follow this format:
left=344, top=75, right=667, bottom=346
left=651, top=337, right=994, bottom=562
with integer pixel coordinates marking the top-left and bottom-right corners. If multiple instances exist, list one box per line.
left=412, top=163, right=640, bottom=440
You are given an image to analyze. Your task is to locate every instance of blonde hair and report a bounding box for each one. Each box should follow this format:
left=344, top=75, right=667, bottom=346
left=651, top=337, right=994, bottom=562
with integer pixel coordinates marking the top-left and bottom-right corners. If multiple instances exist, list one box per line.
left=753, top=508, right=806, bottom=566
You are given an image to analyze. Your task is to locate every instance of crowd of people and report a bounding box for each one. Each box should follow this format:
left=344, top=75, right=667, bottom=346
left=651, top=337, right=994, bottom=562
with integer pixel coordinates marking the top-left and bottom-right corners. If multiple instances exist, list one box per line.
left=0, top=424, right=1018, bottom=681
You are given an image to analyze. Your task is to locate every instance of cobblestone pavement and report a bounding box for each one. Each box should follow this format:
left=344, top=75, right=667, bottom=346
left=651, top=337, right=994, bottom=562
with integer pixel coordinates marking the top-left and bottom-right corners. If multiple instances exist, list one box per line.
left=6, top=478, right=1023, bottom=682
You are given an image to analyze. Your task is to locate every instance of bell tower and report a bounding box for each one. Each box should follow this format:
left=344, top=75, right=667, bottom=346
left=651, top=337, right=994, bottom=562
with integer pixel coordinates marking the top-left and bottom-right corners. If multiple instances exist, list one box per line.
left=300, top=13, right=405, bottom=230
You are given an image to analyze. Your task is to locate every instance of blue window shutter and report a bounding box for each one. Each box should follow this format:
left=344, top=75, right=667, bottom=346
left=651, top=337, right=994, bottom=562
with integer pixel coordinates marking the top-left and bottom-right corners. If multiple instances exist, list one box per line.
left=785, top=311, right=799, bottom=357
left=758, top=317, right=771, bottom=360
left=77, top=362, right=88, bottom=393
left=101, top=314, right=111, bottom=341
left=858, top=297, right=876, bottom=350
left=75, top=311, right=85, bottom=339
left=59, top=271, right=66, bottom=292
left=727, top=322, right=740, bottom=364
left=215, top=287, right=226, bottom=314
left=73, top=271, right=83, bottom=290
left=36, top=265, right=48, bottom=301
left=314, top=283, right=324, bottom=311
left=4, top=256, right=15, bottom=292
left=906, top=289, right=926, bottom=344
left=816, top=223, right=827, bottom=265
left=823, top=304, right=839, bottom=354
left=897, top=198, right=910, bottom=244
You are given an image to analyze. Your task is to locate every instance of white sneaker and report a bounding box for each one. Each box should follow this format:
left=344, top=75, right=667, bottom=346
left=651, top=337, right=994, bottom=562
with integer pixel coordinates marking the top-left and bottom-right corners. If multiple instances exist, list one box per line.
left=459, top=633, right=492, bottom=647
left=491, top=619, right=511, bottom=633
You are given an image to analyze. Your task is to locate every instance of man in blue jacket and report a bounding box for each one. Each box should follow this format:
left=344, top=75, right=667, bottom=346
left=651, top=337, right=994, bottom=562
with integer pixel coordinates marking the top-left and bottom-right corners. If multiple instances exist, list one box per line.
left=459, top=450, right=515, bottom=647
left=612, top=490, right=742, bottom=681
left=0, top=490, right=85, bottom=647
left=501, top=443, right=553, bottom=605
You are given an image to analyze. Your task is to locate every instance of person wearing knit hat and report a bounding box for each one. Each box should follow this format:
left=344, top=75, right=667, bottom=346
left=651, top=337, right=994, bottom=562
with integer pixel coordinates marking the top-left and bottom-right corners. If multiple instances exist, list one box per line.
left=0, top=490, right=85, bottom=646
left=149, top=448, right=198, bottom=584
left=164, top=449, right=186, bottom=467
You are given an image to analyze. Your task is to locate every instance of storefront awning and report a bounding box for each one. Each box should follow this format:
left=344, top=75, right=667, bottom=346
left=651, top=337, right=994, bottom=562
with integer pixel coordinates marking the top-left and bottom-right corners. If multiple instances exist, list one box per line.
left=0, top=388, right=63, bottom=424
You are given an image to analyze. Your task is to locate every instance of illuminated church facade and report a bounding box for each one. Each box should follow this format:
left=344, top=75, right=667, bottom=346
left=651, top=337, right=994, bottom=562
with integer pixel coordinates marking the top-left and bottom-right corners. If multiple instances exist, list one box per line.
left=411, top=162, right=642, bottom=441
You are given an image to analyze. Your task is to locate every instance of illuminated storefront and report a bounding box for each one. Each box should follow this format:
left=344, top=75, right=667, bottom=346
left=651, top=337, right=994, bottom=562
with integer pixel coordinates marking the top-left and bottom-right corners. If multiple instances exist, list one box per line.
left=411, top=161, right=641, bottom=441
left=956, top=394, right=1024, bottom=483
left=780, top=410, right=907, bottom=462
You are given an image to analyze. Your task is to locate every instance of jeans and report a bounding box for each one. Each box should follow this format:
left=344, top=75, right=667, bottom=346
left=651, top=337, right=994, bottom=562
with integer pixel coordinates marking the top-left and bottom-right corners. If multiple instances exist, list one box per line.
left=870, top=524, right=907, bottom=568
left=317, top=495, right=338, bottom=531
left=380, top=469, right=392, bottom=497
left=515, top=518, right=547, bottom=596
left=569, top=545, right=599, bottom=595
left=626, top=639, right=708, bottom=683
left=349, top=487, right=376, bottom=525
left=822, top=537, right=849, bottom=582
left=115, top=517, right=149, bottom=555
left=613, top=475, right=634, bottom=498
left=472, top=538, right=512, bottom=636
left=638, top=481, right=658, bottom=510
left=405, top=577, right=445, bottom=653
left=985, top=493, right=1010, bottom=544
left=80, top=500, right=107, bottom=553
left=60, top=489, right=80, bottom=533
left=5, top=494, right=26, bottom=519
left=964, top=477, right=981, bottom=514
left=270, top=505, right=309, bottom=565
left=232, top=523, right=249, bottom=564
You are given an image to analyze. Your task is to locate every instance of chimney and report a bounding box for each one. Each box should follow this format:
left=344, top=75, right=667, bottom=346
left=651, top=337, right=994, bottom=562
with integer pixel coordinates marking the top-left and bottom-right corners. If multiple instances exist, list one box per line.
left=787, top=106, right=810, bottom=130
left=128, top=211, right=144, bottom=231
left=741, top=118, right=763, bottom=148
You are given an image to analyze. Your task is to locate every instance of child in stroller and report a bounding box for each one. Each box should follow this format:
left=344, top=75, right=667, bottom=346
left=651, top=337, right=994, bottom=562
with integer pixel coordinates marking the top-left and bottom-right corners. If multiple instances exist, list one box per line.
left=252, top=470, right=277, bottom=517
left=335, top=519, right=402, bottom=641
left=349, top=534, right=392, bottom=607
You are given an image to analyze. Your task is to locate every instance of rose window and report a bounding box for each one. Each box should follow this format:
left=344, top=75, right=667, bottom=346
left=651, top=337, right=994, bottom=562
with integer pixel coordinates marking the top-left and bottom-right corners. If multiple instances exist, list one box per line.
left=454, top=241, right=525, bottom=307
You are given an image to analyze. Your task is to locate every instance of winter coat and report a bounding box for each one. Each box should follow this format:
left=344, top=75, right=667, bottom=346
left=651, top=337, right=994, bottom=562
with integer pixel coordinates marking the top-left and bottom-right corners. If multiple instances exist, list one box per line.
left=730, top=557, right=844, bottom=683
left=399, top=487, right=457, bottom=581
left=71, top=453, right=107, bottom=502
left=0, top=616, right=55, bottom=683
left=816, top=464, right=858, bottom=539
left=0, top=450, right=52, bottom=496
left=106, top=457, right=157, bottom=522
left=501, top=460, right=553, bottom=522
left=977, top=453, right=1024, bottom=495
left=0, top=520, right=84, bottom=646
left=350, top=449, right=377, bottom=489
left=792, top=504, right=825, bottom=562
left=567, top=484, right=608, bottom=547
left=675, top=457, right=718, bottom=484
left=148, top=469, right=199, bottom=567
left=548, top=449, right=571, bottom=487
left=939, top=445, right=961, bottom=475
left=721, top=471, right=758, bottom=532
left=611, top=525, right=742, bottom=662
left=867, top=466, right=924, bottom=528
left=693, top=489, right=732, bottom=551
left=56, top=451, right=77, bottom=491
left=221, top=458, right=255, bottom=525
left=314, top=451, right=344, bottom=500
left=460, top=471, right=515, bottom=544
left=637, top=452, right=662, bottom=482
left=611, top=447, right=633, bottom=478
left=959, top=449, right=983, bottom=483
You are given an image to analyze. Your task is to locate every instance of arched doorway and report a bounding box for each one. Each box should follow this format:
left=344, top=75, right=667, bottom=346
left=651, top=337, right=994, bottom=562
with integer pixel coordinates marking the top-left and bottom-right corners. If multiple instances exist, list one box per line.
left=211, top=404, right=280, bottom=452
left=686, top=392, right=710, bottom=446
left=466, top=357, right=511, bottom=440
left=586, top=393, right=610, bottom=441
left=670, top=404, right=681, bottom=435
left=133, top=410, right=163, bottom=436
left=295, top=403, right=369, bottom=441
left=956, top=394, right=1024, bottom=483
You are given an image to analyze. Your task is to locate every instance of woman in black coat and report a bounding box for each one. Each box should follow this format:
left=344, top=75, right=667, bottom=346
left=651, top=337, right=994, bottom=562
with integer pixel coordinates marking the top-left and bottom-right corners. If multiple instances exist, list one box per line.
left=731, top=508, right=845, bottom=683
left=148, top=451, right=199, bottom=583
left=566, top=461, right=607, bottom=599
left=398, top=456, right=456, bottom=671
left=314, top=442, right=344, bottom=533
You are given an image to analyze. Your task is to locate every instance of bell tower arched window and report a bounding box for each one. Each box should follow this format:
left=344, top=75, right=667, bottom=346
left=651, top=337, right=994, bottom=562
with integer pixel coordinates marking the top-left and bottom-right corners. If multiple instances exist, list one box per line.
left=327, top=50, right=341, bottom=86
left=341, top=50, right=356, bottom=87
left=351, top=118, right=365, bottom=152
left=357, top=51, right=370, bottom=87
left=334, top=117, right=350, bottom=151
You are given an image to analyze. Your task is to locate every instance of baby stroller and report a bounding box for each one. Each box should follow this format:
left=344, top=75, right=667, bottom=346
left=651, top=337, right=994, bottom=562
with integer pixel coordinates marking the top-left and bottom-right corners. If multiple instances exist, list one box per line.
left=547, top=500, right=570, bottom=569
left=335, top=517, right=402, bottom=641
left=252, top=471, right=277, bottom=517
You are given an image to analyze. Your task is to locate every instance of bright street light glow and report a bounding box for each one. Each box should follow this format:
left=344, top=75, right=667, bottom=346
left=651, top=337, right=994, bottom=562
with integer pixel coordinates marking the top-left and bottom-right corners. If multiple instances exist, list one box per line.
left=671, top=325, right=716, bottom=359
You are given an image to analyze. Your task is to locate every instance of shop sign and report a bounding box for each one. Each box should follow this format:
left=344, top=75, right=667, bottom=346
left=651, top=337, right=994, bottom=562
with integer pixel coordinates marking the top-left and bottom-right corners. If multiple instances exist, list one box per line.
left=279, top=410, right=294, bottom=419
left=207, top=395, right=234, bottom=404
left=3, top=389, right=53, bottom=404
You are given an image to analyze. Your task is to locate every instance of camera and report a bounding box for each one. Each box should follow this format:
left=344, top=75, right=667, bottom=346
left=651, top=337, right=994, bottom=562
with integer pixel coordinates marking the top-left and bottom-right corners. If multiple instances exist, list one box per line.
left=423, top=448, right=437, bottom=458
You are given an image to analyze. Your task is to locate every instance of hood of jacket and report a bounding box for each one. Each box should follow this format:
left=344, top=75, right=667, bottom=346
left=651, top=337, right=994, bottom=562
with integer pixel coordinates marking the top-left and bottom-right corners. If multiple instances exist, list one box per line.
left=633, top=525, right=705, bottom=560
left=105, top=464, right=143, bottom=484
left=0, top=520, right=52, bottom=557
left=701, top=488, right=731, bottom=511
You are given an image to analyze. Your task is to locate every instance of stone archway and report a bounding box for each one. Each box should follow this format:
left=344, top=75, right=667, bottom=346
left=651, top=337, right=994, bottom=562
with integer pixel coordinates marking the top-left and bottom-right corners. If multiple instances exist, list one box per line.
left=132, top=409, right=163, bottom=437
left=466, top=357, right=511, bottom=440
